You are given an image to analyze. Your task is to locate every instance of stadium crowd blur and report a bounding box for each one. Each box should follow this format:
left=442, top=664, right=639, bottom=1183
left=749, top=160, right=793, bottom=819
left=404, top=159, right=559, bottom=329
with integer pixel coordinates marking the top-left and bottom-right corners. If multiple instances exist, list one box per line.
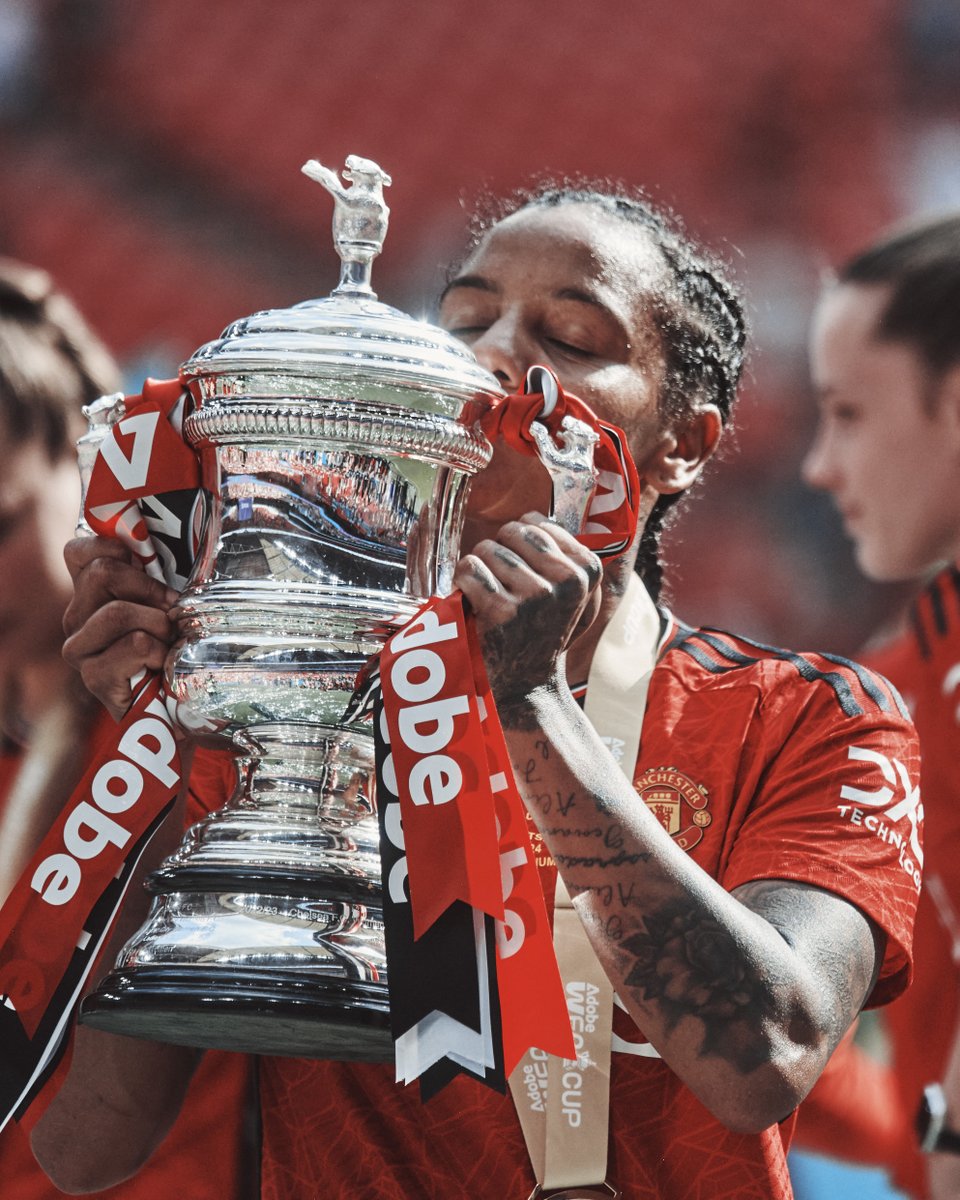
left=1, top=2, right=959, bottom=1195
left=1, top=0, right=958, bottom=656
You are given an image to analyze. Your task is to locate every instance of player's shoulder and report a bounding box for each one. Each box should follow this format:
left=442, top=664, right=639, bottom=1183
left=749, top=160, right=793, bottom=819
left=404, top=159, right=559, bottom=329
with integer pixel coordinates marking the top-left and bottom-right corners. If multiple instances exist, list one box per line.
left=659, top=612, right=911, bottom=724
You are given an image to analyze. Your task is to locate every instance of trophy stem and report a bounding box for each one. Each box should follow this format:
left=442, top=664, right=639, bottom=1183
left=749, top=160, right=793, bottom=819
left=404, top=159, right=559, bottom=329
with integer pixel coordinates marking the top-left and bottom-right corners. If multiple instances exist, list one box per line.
left=80, top=723, right=393, bottom=1060
left=332, top=257, right=376, bottom=298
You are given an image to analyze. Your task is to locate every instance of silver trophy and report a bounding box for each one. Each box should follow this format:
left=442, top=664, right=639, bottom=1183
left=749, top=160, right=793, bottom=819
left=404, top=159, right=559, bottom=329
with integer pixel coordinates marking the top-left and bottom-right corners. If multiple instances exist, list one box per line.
left=79, top=157, right=505, bottom=1060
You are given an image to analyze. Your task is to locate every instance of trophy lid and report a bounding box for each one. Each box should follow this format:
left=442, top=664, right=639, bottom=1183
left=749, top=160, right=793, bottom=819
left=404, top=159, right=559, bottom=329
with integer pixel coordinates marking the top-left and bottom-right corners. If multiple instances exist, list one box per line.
left=180, top=157, right=503, bottom=409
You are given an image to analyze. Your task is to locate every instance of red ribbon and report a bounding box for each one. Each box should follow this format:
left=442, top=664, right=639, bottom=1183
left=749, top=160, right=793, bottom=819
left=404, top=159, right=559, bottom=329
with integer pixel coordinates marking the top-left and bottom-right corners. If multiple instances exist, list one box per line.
left=467, top=611, right=577, bottom=1071
left=379, top=592, right=576, bottom=1072
left=381, top=370, right=641, bottom=1073
left=379, top=597, right=505, bottom=935
left=85, top=378, right=200, bottom=573
left=0, top=379, right=196, bottom=1127
left=480, top=369, right=641, bottom=560
left=0, top=674, right=181, bottom=1035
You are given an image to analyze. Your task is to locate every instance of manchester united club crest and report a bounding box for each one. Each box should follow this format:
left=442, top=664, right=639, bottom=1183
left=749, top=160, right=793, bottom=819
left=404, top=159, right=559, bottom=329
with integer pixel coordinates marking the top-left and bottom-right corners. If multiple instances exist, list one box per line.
left=635, top=766, right=711, bottom=851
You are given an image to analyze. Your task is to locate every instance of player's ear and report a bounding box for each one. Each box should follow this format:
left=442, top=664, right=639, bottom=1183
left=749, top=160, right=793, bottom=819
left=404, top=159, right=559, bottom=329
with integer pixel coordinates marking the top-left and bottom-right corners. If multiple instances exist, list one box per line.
left=639, top=405, right=723, bottom=495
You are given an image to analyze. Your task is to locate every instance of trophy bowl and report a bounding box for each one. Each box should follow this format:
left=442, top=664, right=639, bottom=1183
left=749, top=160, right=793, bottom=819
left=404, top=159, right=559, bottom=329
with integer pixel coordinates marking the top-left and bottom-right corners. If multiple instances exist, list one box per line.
left=79, top=157, right=505, bottom=1059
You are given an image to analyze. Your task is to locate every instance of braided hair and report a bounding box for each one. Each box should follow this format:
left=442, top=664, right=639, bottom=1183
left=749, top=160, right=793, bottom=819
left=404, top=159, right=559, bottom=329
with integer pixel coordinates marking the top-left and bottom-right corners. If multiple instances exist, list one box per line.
left=458, top=184, right=746, bottom=601
left=0, top=259, right=121, bottom=458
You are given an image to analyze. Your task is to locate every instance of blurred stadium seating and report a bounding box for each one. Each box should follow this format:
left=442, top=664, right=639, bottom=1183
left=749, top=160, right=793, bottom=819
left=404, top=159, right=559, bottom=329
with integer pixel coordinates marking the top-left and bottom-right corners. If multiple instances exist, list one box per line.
left=0, top=0, right=948, bottom=652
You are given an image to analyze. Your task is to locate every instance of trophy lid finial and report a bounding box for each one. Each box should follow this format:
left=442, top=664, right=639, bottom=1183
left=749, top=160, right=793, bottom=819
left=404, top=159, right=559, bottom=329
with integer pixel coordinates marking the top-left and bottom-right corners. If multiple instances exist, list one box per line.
left=302, top=155, right=392, bottom=300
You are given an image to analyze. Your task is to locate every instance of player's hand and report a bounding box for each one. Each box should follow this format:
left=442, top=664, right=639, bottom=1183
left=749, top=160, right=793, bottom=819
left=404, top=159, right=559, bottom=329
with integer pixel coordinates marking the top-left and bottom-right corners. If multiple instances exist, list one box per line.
left=453, top=512, right=602, bottom=705
left=62, top=537, right=179, bottom=721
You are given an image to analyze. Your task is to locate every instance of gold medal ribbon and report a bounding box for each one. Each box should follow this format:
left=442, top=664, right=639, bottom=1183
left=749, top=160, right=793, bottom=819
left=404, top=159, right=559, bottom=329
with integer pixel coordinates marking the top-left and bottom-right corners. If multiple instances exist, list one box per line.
left=510, top=573, right=662, bottom=1197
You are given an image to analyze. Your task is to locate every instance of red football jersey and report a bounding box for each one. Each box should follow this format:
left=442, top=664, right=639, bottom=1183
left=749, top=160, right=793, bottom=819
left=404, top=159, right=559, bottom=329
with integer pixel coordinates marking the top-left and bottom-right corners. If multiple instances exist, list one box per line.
left=793, top=1021, right=911, bottom=1167
left=188, top=611, right=921, bottom=1200
left=0, top=721, right=255, bottom=1200
left=854, top=565, right=960, bottom=1199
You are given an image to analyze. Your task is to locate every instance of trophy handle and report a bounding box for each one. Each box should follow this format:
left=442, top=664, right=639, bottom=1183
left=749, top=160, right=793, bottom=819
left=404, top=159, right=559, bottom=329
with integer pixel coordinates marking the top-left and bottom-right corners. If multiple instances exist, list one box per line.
left=525, top=367, right=599, bottom=535
left=529, top=416, right=600, bottom=536
left=74, top=392, right=125, bottom=537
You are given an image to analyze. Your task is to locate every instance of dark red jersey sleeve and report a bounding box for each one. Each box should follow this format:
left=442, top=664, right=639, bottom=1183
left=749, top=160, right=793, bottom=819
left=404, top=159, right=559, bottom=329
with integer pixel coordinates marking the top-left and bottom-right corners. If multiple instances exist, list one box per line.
left=720, top=657, right=921, bottom=1007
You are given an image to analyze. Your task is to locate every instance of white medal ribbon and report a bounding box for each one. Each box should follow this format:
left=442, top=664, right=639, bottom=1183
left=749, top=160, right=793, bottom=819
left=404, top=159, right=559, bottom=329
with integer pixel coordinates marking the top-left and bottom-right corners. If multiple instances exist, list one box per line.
left=509, top=573, right=663, bottom=1195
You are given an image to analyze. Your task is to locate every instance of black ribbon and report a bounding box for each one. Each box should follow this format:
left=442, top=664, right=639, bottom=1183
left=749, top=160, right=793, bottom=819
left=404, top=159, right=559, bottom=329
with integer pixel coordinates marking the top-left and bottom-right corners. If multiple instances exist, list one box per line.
left=373, top=692, right=504, bottom=1100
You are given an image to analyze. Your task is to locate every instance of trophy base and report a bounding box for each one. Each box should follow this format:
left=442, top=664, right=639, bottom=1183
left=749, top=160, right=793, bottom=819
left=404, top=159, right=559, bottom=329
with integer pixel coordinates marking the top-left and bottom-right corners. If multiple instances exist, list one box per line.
left=80, top=722, right=395, bottom=1062
left=79, top=966, right=393, bottom=1061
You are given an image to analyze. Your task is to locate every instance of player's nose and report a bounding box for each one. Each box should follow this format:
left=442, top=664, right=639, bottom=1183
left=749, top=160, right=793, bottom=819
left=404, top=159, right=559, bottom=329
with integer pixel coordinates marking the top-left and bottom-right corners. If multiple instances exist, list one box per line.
left=801, top=426, right=838, bottom=492
left=471, top=314, right=534, bottom=393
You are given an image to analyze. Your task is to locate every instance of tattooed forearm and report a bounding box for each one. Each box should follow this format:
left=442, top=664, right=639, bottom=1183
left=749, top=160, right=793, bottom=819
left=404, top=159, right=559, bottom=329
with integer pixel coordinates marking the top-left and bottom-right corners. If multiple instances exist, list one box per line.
left=566, top=880, right=651, bottom=909
left=566, top=882, right=616, bottom=905
left=733, top=878, right=883, bottom=1034
left=492, top=681, right=877, bottom=1115
left=615, top=898, right=783, bottom=1073
left=554, top=849, right=653, bottom=870
left=541, top=826, right=602, bottom=839
left=540, top=823, right=622, bottom=843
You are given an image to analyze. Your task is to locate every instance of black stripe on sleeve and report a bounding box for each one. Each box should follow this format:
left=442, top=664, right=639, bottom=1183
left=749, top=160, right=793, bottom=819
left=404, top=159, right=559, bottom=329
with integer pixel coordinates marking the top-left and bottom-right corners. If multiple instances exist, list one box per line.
left=701, top=632, right=865, bottom=718
left=672, top=636, right=740, bottom=676
left=816, top=650, right=910, bottom=718
left=670, top=628, right=868, bottom=718
left=909, top=601, right=931, bottom=661
left=930, top=575, right=948, bottom=638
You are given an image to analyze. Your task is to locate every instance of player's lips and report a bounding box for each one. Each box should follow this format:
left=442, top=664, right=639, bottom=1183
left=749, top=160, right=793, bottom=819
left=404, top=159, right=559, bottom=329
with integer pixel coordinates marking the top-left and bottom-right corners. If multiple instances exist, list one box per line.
left=835, top=501, right=862, bottom=531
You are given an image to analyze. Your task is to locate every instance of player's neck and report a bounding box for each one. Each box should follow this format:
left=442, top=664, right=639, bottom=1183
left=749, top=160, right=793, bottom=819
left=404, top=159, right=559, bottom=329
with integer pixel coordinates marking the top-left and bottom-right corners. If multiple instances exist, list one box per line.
left=565, top=555, right=639, bottom=686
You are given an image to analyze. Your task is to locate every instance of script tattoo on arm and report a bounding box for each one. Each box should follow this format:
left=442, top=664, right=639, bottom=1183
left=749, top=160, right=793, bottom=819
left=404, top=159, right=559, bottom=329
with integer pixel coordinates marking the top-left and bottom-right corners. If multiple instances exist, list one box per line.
left=546, top=822, right=652, bottom=871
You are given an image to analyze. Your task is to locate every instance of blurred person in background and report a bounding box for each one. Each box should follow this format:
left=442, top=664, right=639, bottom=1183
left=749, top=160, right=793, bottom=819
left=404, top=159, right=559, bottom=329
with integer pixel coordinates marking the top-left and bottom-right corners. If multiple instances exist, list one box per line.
left=28, top=184, right=922, bottom=1200
left=801, top=212, right=960, bottom=1200
left=0, top=258, right=256, bottom=1199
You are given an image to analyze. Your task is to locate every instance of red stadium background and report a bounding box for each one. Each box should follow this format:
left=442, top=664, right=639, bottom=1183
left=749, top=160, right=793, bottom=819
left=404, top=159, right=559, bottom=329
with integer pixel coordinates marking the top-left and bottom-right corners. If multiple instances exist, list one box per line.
left=1, top=0, right=957, bottom=654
